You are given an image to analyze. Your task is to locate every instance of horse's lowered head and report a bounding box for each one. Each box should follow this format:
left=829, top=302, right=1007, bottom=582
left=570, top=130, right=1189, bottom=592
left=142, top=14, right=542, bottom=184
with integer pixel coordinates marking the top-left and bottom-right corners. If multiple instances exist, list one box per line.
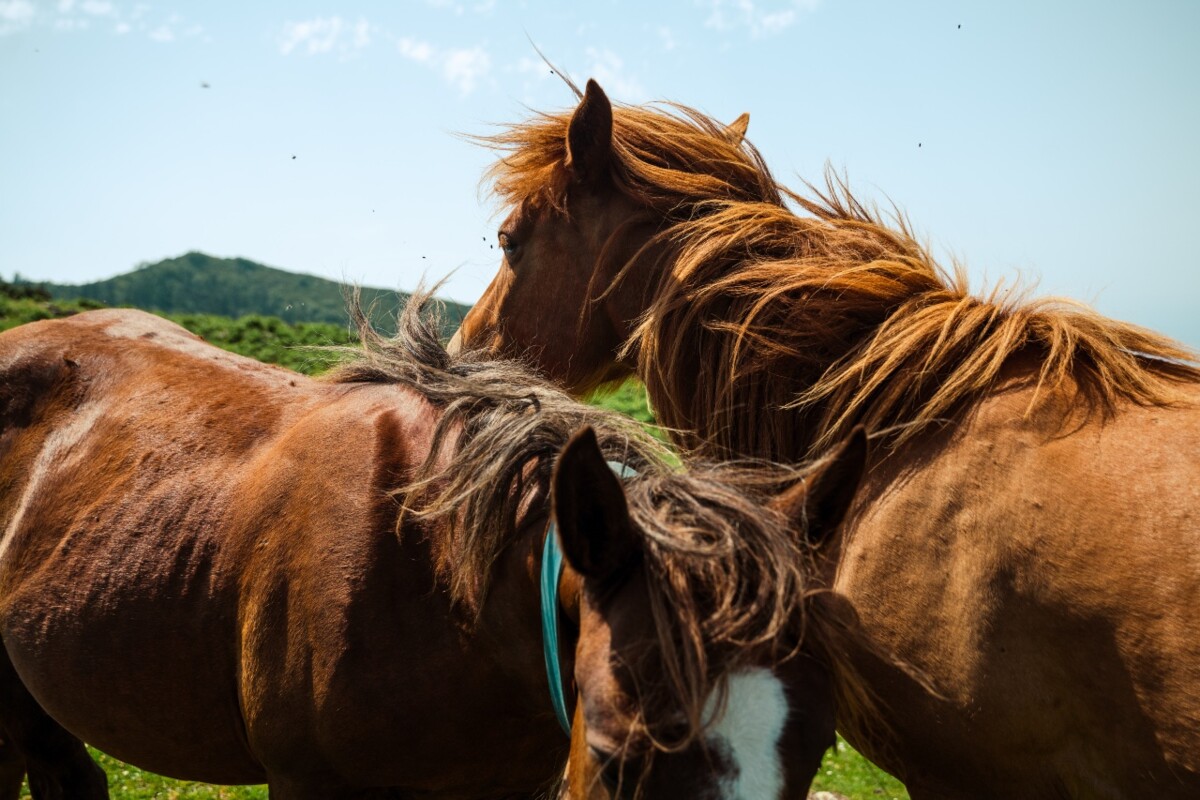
left=550, top=426, right=867, bottom=799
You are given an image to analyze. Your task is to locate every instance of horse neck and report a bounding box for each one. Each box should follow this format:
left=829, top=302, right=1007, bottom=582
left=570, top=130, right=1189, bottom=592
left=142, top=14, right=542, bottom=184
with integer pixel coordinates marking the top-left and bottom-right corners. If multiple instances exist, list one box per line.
left=631, top=241, right=838, bottom=463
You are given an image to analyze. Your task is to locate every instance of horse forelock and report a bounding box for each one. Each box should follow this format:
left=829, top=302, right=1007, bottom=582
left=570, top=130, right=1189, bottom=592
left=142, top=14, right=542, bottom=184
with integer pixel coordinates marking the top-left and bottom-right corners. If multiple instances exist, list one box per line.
left=619, top=462, right=821, bottom=754
left=475, top=100, right=782, bottom=218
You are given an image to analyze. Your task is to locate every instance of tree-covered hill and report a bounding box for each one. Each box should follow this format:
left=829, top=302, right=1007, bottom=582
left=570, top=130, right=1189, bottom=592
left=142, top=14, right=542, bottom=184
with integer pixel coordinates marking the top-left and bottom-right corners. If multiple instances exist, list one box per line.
left=22, top=251, right=468, bottom=333
left=0, top=281, right=359, bottom=374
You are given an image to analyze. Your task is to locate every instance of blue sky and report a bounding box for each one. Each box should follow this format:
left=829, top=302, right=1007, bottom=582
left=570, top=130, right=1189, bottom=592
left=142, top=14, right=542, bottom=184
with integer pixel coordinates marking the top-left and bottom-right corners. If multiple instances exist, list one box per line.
left=2, top=0, right=1198, bottom=346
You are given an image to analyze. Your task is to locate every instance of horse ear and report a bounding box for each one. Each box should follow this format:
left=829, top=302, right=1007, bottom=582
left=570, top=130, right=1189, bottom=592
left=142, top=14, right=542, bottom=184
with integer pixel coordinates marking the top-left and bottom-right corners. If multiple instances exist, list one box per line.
left=552, top=426, right=638, bottom=581
left=772, top=426, right=868, bottom=544
left=726, top=112, right=750, bottom=145
left=566, top=79, right=613, bottom=183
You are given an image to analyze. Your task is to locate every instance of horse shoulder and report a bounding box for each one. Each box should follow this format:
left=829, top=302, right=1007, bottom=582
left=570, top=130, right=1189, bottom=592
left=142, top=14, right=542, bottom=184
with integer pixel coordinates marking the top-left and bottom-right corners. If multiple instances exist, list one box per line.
left=831, top=378, right=1200, bottom=792
left=233, top=384, right=455, bottom=772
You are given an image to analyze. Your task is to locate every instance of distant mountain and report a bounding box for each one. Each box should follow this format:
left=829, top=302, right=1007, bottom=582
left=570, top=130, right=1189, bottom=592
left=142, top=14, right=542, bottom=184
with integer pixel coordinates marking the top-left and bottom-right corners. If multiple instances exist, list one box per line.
left=30, top=252, right=469, bottom=332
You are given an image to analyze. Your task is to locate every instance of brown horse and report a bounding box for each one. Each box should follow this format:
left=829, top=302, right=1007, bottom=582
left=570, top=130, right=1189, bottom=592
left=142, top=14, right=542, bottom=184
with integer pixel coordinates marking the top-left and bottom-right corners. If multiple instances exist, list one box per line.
left=0, top=294, right=862, bottom=799
left=452, top=79, right=1200, bottom=798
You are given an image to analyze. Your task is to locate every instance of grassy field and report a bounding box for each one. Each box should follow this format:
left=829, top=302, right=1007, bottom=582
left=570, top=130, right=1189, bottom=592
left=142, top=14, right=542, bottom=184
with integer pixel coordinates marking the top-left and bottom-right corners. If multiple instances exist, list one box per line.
left=15, top=737, right=907, bottom=799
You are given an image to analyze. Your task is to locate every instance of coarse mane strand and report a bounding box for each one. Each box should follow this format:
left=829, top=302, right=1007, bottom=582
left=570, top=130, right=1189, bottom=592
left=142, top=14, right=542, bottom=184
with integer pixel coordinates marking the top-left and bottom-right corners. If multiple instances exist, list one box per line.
left=633, top=173, right=1200, bottom=460
left=476, top=98, right=782, bottom=217
left=482, top=99, right=1200, bottom=462
left=325, top=289, right=869, bottom=750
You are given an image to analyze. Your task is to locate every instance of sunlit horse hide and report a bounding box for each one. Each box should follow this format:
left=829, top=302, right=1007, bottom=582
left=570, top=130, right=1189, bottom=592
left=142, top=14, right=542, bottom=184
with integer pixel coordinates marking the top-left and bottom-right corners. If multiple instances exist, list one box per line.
left=0, top=293, right=865, bottom=799
left=452, top=79, right=1200, bottom=798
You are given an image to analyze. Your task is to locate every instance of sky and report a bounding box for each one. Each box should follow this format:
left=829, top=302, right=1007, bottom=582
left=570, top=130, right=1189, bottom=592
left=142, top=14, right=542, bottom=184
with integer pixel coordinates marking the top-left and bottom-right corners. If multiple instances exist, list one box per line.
left=2, top=0, right=1198, bottom=346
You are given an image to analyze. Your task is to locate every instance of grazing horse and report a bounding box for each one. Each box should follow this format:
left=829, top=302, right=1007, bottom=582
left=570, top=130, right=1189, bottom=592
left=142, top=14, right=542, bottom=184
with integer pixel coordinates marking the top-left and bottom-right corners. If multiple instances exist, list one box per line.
left=451, top=79, right=1200, bottom=798
left=0, top=294, right=864, bottom=799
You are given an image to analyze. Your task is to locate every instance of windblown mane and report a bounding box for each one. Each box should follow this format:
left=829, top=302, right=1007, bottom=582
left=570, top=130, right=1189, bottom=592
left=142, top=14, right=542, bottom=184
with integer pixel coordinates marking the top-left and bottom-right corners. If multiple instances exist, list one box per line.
left=328, top=290, right=862, bottom=746
left=481, top=102, right=1200, bottom=461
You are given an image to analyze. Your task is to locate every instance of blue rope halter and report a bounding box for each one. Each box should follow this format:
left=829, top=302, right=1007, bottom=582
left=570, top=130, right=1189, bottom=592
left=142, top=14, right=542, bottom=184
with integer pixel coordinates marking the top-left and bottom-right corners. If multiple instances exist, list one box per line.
left=540, top=460, right=638, bottom=735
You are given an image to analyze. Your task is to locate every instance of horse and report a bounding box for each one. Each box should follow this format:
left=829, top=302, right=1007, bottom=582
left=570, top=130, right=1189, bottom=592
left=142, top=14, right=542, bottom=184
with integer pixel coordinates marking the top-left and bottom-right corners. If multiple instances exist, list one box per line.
left=450, top=79, right=1200, bottom=798
left=0, top=292, right=865, bottom=799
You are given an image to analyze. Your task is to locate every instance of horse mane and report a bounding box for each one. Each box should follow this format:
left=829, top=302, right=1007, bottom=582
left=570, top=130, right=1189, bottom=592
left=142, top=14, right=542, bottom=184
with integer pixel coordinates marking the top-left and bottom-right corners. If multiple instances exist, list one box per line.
left=477, top=99, right=782, bottom=216
left=480, top=101, right=1200, bottom=461
left=328, top=289, right=846, bottom=747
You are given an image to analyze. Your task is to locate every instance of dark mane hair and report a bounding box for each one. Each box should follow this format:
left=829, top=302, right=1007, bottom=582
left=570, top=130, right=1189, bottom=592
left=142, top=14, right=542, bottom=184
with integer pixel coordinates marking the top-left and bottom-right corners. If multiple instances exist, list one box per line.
left=327, top=289, right=864, bottom=747
left=479, top=101, right=1200, bottom=460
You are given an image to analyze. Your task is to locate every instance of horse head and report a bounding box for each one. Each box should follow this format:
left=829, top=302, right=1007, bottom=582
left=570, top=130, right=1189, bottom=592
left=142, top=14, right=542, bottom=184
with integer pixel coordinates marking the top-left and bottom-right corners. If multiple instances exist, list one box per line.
left=549, top=426, right=867, bottom=799
left=451, top=79, right=764, bottom=398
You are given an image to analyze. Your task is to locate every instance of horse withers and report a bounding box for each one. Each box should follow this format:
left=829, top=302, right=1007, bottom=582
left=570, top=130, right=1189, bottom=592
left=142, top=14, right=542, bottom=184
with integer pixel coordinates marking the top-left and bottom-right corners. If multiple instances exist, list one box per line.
left=0, top=295, right=862, bottom=798
left=453, top=79, right=1200, bottom=797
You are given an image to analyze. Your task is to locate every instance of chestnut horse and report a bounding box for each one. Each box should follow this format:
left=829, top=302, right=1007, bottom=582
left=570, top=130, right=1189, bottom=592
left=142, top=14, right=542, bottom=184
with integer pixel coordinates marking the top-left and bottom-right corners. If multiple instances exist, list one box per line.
left=452, top=79, right=1200, bottom=798
left=0, top=294, right=863, bottom=799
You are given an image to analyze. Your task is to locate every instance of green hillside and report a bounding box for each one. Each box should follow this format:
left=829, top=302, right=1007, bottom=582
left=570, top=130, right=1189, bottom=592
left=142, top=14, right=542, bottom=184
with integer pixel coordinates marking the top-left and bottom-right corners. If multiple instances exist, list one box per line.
left=24, top=251, right=468, bottom=333
left=0, top=282, right=360, bottom=375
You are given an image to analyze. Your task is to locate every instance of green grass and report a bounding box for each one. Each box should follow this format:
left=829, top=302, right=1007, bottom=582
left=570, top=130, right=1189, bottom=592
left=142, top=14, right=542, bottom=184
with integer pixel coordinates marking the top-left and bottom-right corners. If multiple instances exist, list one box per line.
left=811, top=737, right=909, bottom=799
left=16, top=740, right=909, bottom=799
left=74, top=751, right=267, bottom=800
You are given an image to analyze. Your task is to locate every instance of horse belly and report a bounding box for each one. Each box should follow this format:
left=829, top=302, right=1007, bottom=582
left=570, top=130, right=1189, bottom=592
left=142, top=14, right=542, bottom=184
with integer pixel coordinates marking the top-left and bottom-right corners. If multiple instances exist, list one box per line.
left=0, top=482, right=266, bottom=785
left=2, top=572, right=265, bottom=784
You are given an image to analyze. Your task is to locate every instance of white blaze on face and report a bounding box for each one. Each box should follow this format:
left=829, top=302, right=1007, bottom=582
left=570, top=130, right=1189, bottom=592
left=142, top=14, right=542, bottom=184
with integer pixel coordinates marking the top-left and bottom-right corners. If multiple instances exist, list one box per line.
left=703, top=667, right=789, bottom=800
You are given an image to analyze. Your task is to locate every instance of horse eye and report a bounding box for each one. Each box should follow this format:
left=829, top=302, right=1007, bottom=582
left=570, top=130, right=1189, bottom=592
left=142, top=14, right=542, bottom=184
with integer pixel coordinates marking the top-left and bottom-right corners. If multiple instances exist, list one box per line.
left=497, top=232, right=520, bottom=260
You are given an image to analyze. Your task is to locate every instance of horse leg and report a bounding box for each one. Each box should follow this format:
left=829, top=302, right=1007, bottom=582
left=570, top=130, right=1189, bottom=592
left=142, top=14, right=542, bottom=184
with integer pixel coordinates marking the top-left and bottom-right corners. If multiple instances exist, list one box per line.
left=0, top=649, right=108, bottom=800
left=0, top=733, right=25, bottom=800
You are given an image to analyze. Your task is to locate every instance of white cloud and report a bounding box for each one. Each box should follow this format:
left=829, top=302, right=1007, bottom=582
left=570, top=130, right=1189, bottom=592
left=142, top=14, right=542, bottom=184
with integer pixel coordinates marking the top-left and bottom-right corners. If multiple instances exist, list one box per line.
left=398, top=36, right=434, bottom=63
left=277, top=16, right=491, bottom=95
left=352, top=18, right=370, bottom=49
left=0, top=0, right=35, bottom=35
left=141, top=14, right=204, bottom=43
left=397, top=37, right=492, bottom=95
left=442, top=46, right=491, bottom=94
left=280, top=17, right=339, bottom=55
left=584, top=47, right=647, bottom=103
left=515, top=55, right=552, bottom=78
left=80, top=0, right=113, bottom=16
left=280, top=16, right=372, bottom=58
left=701, top=0, right=819, bottom=37
left=423, top=0, right=496, bottom=17
left=38, top=1, right=199, bottom=42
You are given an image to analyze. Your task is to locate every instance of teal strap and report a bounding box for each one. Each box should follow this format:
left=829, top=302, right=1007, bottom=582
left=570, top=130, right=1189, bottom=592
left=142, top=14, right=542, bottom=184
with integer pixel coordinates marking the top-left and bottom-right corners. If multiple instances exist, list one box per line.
left=540, top=460, right=638, bottom=736
left=540, top=522, right=572, bottom=734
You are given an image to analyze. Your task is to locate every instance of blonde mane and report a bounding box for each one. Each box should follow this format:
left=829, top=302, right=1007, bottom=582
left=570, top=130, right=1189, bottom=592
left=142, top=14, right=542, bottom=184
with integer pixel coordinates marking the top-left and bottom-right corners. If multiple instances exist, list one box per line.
left=481, top=101, right=1200, bottom=461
